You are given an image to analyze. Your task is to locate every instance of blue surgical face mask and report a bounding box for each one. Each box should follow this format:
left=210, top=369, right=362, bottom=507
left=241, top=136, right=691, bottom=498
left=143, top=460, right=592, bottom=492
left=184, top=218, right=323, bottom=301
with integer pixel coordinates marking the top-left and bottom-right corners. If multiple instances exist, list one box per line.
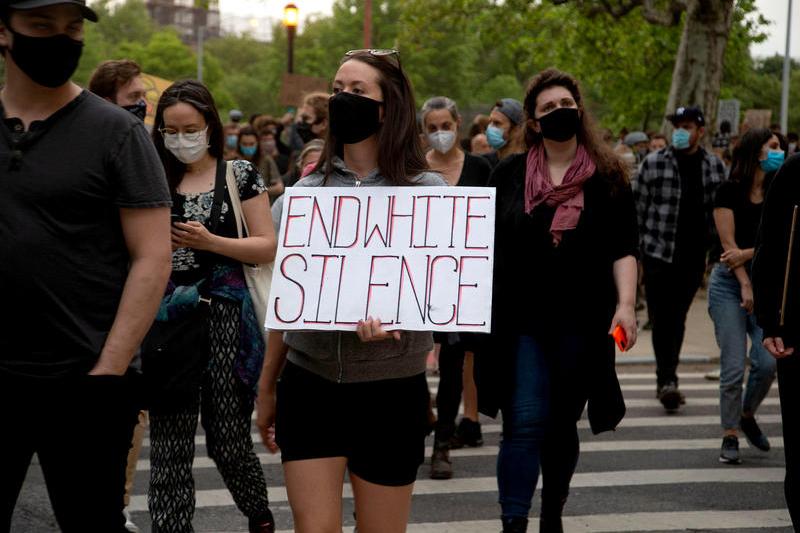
left=226, top=135, right=239, bottom=149
left=486, top=125, right=507, bottom=150
left=760, top=149, right=785, bottom=173
left=240, top=145, right=257, bottom=158
left=672, top=128, right=691, bottom=150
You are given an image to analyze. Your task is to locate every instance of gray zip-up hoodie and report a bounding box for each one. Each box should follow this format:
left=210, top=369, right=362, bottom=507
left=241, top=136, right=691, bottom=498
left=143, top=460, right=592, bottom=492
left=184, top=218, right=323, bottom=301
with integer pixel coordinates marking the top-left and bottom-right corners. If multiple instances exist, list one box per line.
left=271, top=158, right=447, bottom=383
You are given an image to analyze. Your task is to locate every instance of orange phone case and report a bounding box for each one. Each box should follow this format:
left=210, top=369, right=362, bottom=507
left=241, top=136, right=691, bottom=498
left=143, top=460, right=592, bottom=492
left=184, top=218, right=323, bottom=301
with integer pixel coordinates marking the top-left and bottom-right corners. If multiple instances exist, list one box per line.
left=613, top=325, right=627, bottom=352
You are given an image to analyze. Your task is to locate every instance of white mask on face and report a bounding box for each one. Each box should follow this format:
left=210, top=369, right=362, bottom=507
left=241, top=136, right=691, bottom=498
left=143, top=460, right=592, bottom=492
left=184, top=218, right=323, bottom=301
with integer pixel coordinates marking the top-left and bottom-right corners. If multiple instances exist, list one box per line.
left=427, top=130, right=457, bottom=154
left=163, top=127, right=209, bottom=164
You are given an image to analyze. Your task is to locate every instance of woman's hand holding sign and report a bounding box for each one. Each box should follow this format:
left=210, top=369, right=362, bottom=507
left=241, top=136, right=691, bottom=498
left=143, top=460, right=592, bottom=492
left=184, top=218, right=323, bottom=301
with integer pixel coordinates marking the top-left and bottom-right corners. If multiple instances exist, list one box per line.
left=357, top=317, right=401, bottom=342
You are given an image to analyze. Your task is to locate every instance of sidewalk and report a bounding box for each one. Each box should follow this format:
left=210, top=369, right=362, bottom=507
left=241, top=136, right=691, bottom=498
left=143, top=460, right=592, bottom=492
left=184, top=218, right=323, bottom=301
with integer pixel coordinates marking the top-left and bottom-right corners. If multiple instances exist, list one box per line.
left=617, top=289, right=719, bottom=365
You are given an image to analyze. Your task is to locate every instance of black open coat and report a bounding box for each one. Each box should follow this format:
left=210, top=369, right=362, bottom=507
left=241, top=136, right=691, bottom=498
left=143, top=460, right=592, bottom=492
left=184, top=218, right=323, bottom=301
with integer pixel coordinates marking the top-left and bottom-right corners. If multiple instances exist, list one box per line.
left=471, top=152, right=639, bottom=434
left=754, top=152, right=800, bottom=348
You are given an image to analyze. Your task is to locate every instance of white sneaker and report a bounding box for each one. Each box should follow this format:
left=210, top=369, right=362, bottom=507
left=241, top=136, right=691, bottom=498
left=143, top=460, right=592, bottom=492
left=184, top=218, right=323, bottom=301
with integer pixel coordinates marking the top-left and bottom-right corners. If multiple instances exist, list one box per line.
left=123, top=507, right=140, bottom=533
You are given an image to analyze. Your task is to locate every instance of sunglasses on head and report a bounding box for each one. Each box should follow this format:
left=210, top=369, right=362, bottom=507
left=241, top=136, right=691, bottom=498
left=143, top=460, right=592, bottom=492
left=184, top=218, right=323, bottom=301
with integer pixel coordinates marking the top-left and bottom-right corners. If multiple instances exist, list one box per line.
left=344, top=48, right=403, bottom=72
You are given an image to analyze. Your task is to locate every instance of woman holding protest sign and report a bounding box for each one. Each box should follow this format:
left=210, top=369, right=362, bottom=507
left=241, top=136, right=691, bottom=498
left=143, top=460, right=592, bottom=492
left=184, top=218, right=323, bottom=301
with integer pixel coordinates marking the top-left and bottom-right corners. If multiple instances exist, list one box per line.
left=420, top=96, right=493, bottom=480
left=474, top=69, right=638, bottom=533
left=256, top=50, right=446, bottom=533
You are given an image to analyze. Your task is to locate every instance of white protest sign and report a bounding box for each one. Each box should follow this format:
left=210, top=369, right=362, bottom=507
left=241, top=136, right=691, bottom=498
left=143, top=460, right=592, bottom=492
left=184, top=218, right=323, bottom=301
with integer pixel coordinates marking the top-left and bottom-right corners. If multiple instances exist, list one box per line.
left=266, top=186, right=495, bottom=332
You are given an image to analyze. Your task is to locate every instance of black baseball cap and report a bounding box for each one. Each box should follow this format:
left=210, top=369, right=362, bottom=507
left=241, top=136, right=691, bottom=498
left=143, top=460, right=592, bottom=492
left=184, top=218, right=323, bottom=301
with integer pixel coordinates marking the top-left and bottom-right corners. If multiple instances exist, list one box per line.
left=6, top=0, right=98, bottom=22
left=667, top=106, right=705, bottom=127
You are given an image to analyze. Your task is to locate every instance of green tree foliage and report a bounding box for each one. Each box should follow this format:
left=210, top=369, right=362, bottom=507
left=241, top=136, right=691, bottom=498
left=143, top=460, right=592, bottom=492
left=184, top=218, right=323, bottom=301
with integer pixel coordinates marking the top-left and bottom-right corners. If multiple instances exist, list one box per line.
left=6, top=0, right=793, bottom=133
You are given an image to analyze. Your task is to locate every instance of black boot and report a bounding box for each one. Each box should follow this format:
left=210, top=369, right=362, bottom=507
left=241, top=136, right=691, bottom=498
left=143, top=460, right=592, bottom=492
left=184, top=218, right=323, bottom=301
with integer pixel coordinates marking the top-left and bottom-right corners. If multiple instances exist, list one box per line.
left=539, top=516, right=563, bottom=533
left=450, top=418, right=484, bottom=448
left=430, top=422, right=454, bottom=480
left=248, top=509, right=275, bottom=533
left=539, top=494, right=567, bottom=533
left=501, top=516, right=528, bottom=532
left=430, top=440, right=453, bottom=479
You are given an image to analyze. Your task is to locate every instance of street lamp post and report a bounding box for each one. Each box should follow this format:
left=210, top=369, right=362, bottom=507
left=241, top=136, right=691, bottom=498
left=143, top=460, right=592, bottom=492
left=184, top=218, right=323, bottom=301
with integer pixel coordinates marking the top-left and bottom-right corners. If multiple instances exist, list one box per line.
left=780, top=0, right=793, bottom=134
left=283, top=3, right=298, bottom=74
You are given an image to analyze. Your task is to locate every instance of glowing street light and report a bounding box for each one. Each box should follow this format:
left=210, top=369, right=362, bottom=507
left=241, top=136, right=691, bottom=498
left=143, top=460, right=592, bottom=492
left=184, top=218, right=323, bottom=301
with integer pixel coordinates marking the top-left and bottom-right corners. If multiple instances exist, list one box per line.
left=283, top=3, right=298, bottom=74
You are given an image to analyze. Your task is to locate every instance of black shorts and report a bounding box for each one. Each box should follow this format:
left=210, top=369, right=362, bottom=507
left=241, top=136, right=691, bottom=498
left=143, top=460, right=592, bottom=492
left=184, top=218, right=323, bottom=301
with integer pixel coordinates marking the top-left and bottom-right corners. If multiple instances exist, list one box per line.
left=275, top=361, right=430, bottom=487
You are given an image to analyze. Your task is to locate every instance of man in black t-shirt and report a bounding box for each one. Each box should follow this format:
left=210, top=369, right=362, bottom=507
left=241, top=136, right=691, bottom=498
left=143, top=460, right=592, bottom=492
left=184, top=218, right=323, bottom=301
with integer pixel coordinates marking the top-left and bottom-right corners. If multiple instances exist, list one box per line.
left=0, top=2, right=172, bottom=531
left=633, top=107, right=725, bottom=412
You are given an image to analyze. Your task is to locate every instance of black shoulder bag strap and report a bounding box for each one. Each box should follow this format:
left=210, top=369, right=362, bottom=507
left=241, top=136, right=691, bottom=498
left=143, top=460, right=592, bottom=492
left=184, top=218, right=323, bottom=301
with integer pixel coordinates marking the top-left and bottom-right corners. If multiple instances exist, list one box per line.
left=198, top=159, right=228, bottom=302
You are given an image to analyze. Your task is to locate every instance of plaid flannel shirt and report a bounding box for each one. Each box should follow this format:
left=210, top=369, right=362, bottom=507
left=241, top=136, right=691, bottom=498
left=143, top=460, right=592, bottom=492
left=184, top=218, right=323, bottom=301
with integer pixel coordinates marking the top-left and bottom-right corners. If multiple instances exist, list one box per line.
left=632, top=146, right=725, bottom=264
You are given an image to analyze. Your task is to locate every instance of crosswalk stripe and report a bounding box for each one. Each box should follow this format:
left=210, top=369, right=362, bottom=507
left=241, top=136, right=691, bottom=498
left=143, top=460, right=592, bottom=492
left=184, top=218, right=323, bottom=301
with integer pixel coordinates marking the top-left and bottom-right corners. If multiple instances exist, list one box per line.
left=127, top=468, right=785, bottom=512
left=624, top=397, right=779, bottom=407
left=274, top=509, right=790, bottom=533
left=140, top=413, right=783, bottom=448
left=135, top=436, right=784, bottom=471
left=425, top=382, right=773, bottom=396
left=426, top=372, right=715, bottom=384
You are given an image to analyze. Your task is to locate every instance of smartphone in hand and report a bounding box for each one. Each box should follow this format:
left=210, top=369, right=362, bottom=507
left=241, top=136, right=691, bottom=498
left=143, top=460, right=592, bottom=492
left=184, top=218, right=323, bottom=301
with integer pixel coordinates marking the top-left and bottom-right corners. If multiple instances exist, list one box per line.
left=612, top=325, right=628, bottom=352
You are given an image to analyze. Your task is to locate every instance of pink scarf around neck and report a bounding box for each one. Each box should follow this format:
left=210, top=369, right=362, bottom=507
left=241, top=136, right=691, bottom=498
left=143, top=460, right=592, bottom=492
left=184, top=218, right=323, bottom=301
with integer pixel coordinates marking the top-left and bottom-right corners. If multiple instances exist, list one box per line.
left=524, top=143, right=596, bottom=245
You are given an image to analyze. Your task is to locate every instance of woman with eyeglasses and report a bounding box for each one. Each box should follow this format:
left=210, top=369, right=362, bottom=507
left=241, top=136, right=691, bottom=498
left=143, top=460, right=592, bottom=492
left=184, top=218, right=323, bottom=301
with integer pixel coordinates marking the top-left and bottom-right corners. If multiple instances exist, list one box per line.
left=475, top=69, right=638, bottom=532
left=256, top=49, right=446, bottom=533
left=709, top=128, right=782, bottom=465
left=148, top=80, right=278, bottom=533
left=420, top=96, right=492, bottom=480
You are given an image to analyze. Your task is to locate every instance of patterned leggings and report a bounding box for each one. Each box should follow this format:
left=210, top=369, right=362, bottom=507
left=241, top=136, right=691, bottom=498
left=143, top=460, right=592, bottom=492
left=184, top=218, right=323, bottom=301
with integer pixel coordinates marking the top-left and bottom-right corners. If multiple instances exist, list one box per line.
left=148, top=300, right=269, bottom=532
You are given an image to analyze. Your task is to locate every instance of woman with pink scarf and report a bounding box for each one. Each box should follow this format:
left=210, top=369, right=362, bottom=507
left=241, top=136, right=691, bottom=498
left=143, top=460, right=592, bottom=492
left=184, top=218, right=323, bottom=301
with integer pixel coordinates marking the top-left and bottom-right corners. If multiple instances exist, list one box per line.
left=472, top=69, right=639, bottom=533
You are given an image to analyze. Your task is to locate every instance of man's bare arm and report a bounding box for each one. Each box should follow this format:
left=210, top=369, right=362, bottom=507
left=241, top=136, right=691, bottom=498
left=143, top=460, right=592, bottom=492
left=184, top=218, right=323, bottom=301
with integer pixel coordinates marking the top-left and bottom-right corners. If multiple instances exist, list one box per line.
left=89, top=207, right=172, bottom=375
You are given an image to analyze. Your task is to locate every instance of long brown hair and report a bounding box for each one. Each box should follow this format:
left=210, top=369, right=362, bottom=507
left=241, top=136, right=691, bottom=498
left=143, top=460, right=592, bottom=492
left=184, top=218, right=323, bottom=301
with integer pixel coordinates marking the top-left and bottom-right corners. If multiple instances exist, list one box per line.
left=729, top=128, right=774, bottom=196
left=315, top=51, right=429, bottom=185
left=523, top=68, right=628, bottom=187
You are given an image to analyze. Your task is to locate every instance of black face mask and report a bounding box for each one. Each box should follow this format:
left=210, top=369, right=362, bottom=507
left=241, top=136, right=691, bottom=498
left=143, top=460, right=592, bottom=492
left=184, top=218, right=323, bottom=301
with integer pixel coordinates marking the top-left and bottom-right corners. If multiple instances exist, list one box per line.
left=122, top=100, right=147, bottom=122
left=296, top=121, right=317, bottom=144
left=537, top=107, right=580, bottom=142
left=8, top=29, right=84, bottom=88
left=328, top=92, right=382, bottom=144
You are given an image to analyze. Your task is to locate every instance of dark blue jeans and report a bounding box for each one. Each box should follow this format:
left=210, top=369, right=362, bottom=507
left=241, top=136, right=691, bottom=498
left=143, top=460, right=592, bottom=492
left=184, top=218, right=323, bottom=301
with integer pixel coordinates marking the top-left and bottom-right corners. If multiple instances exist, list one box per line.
left=497, top=335, right=580, bottom=520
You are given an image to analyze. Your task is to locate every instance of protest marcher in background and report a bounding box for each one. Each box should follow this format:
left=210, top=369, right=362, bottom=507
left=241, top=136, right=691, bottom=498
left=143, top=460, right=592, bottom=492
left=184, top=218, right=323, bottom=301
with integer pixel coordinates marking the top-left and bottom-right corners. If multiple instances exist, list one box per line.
left=624, top=131, right=650, bottom=165
left=709, top=128, right=781, bottom=464
left=475, top=68, right=638, bottom=533
left=254, top=117, right=290, bottom=174
left=753, top=152, right=800, bottom=528
left=238, top=125, right=284, bottom=203
left=484, top=98, right=526, bottom=167
left=295, top=138, right=324, bottom=181
left=787, top=132, right=798, bottom=155
left=633, top=106, right=724, bottom=412
left=649, top=133, right=668, bottom=152
left=224, top=122, right=241, bottom=161
left=462, top=113, right=490, bottom=151
left=89, top=59, right=147, bottom=120
left=471, top=132, right=492, bottom=155
left=256, top=49, right=446, bottom=533
left=0, top=2, right=172, bottom=531
left=148, top=80, right=277, bottom=533
left=421, top=96, right=492, bottom=480
left=88, top=56, right=155, bottom=533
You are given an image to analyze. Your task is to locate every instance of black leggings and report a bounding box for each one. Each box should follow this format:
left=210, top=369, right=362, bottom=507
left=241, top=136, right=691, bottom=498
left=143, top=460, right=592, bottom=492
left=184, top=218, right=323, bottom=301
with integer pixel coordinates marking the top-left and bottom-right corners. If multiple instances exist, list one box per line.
left=778, top=355, right=800, bottom=528
left=435, top=340, right=467, bottom=443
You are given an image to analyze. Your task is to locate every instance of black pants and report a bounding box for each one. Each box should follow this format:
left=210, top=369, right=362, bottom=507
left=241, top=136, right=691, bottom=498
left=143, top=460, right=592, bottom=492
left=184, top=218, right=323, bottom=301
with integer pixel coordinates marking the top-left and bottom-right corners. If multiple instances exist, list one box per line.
left=642, top=256, right=704, bottom=387
left=0, top=372, right=139, bottom=533
left=777, top=355, right=800, bottom=528
left=434, top=339, right=467, bottom=444
left=148, top=300, right=270, bottom=532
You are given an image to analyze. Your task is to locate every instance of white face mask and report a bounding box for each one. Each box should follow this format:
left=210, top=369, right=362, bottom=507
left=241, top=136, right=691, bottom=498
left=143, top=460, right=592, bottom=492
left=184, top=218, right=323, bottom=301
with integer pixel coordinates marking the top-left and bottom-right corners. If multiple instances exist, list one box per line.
left=163, top=127, right=209, bottom=164
left=427, top=130, right=457, bottom=154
